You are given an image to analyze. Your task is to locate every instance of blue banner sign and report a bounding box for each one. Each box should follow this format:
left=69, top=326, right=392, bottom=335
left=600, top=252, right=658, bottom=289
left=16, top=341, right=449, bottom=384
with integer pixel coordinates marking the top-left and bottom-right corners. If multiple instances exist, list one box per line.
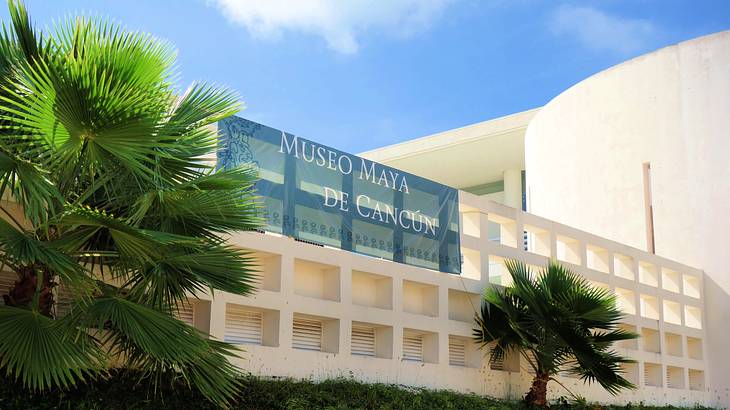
left=217, top=116, right=462, bottom=274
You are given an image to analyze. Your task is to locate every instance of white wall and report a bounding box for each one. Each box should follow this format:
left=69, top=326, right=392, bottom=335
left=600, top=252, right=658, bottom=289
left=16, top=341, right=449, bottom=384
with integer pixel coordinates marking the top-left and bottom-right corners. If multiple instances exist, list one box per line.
left=189, top=191, right=709, bottom=407
left=525, top=30, right=730, bottom=408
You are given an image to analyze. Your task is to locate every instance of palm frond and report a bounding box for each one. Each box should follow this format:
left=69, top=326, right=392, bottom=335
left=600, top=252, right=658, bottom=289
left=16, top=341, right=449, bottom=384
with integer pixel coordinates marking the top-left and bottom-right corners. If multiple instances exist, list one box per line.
left=0, top=304, right=101, bottom=390
left=7, top=0, right=45, bottom=62
left=0, top=218, right=89, bottom=290
left=592, top=328, right=640, bottom=347
left=0, top=147, right=60, bottom=225
left=168, top=82, right=241, bottom=129
left=0, top=13, right=179, bottom=194
left=474, top=287, right=530, bottom=369
left=78, top=294, right=241, bottom=406
left=54, top=206, right=175, bottom=264
left=0, top=2, right=258, bottom=405
left=149, top=83, right=240, bottom=185
left=126, top=244, right=258, bottom=308
left=178, top=165, right=258, bottom=191
left=542, top=261, right=623, bottom=328
left=474, top=259, right=639, bottom=398
left=568, top=349, right=636, bottom=394
left=128, top=171, right=261, bottom=239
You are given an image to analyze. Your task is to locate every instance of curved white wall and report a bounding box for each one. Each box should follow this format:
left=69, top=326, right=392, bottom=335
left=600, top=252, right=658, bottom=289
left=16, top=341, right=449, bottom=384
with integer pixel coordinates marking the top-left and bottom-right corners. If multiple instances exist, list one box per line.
left=525, top=30, right=730, bottom=407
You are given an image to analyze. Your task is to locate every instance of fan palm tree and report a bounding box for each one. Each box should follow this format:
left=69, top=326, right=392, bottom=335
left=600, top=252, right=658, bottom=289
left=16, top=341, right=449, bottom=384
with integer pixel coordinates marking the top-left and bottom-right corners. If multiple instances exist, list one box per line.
left=474, top=260, right=638, bottom=407
left=0, top=1, right=259, bottom=406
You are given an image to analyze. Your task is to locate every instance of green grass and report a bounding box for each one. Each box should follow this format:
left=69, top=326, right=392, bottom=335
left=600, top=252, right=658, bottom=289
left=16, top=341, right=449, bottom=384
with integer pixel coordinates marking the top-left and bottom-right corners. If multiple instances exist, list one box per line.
left=0, top=370, right=713, bottom=409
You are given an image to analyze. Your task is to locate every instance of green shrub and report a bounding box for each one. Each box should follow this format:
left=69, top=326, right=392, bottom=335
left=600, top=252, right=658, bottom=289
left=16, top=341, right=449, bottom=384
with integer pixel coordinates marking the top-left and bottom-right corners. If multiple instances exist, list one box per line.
left=0, top=370, right=713, bottom=410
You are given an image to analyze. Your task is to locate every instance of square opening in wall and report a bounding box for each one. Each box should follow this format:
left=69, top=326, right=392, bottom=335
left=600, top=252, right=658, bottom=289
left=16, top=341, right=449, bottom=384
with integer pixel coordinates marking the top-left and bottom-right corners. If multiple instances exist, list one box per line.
left=176, top=299, right=211, bottom=334
left=351, top=321, right=392, bottom=359
left=461, top=247, right=481, bottom=280
left=294, top=259, right=340, bottom=302
left=639, top=262, right=659, bottom=287
left=292, top=313, right=339, bottom=353
left=586, top=245, right=609, bottom=273
left=640, top=294, right=660, bottom=320
left=688, top=369, right=705, bottom=391
left=666, top=366, right=685, bottom=389
left=614, top=254, right=634, bottom=281
left=351, top=270, right=392, bottom=310
left=524, top=225, right=550, bottom=257
left=641, top=328, right=661, bottom=353
left=644, top=362, right=662, bottom=387
left=487, top=214, right=517, bottom=247
left=615, top=288, right=636, bottom=315
left=663, top=300, right=682, bottom=325
left=662, top=268, right=680, bottom=293
left=448, top=289, right=481, bottom=323
left=665, top=332, right=683, bottom=357
left=448, top=335, right=480, bottom=368
left=253, top=251, right=282, bottom=292
left=684, top=305, right=702, bottom=329
left=687, top=336, right=703, bottom=360
left=556, top=235, right=581, bottom=265
left=225, top=304, right=279, bottom=347
left=488, top=255, right=512, bottom=286
left=403, top=280, right=439, bottom=317
left=402, top=328, right=438, bottom=364
left=448, top=336, right=466, bottom=367
left=461, top=211, right=481, bottom=238
left=683, top=275, right=701, bottom=299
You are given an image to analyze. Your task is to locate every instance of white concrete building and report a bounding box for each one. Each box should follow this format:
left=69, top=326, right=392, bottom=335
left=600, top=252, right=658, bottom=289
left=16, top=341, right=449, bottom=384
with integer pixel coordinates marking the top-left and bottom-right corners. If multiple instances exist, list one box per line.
left=175, top=30, right=729, bottom=407
left=525, top=30, right=730, bottom=408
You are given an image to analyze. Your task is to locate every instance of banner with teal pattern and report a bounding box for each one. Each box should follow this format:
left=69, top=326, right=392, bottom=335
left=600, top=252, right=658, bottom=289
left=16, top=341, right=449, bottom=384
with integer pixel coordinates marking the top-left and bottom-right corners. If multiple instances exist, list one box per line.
left=217, top=116, right=461, bottom=274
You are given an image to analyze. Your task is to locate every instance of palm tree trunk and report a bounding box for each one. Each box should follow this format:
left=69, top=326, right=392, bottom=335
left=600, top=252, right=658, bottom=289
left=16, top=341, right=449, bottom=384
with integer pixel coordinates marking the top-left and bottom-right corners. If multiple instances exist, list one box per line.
left=2, top=265, right=54, bottom=316
left=525, top=372, right=550, bottom=407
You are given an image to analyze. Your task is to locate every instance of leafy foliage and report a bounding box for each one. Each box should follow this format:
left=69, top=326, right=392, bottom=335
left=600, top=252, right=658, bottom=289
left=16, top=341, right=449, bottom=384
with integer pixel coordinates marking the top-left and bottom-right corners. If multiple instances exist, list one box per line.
left=0, top=305, right=101, bottom=390
left=0, top=1, right=260, bottom=406
left=0, top=371, right=712, bottom=410
left=474, top=260, right=639, bottom=406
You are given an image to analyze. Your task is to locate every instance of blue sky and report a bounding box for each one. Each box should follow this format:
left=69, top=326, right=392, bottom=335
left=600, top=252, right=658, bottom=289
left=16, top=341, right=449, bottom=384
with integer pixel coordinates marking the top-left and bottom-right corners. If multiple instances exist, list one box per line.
left=5, top=1, right=730, bottom=153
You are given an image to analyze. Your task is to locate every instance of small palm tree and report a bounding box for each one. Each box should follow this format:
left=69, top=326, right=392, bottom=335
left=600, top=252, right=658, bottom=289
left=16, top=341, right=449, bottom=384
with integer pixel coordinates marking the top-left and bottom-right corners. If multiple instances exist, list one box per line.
left=0, top=1, right=259, bottom=406
left=474, top=260, right=638, bottom=407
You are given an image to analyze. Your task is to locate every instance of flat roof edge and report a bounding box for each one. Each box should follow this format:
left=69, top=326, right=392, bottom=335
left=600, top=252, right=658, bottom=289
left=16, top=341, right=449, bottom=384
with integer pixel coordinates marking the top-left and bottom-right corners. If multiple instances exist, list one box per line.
left=360, top=107, right=540, bottom=162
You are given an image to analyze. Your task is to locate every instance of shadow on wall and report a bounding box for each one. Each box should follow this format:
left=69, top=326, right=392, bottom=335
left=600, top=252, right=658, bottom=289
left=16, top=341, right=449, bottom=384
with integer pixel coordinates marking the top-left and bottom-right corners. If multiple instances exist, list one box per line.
left=704, top=275, right=730, bottom=407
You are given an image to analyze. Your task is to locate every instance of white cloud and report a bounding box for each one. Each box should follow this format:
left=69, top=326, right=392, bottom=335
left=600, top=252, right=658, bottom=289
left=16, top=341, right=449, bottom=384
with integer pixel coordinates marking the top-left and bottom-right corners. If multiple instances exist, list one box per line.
left=211, top=0, right=452, bottom=54
left=549, top=5, right=657, bottom=55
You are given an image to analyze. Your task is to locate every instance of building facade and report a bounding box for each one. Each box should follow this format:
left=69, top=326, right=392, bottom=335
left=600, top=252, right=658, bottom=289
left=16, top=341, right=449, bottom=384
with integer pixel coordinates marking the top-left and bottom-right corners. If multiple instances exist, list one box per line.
left=154, top=29, right=730, bottom=408
left=359, top=29, right=729, bottom=408
left=179, top=189, right=708, bottom=406
left=14, top=29, right=718, bottom=408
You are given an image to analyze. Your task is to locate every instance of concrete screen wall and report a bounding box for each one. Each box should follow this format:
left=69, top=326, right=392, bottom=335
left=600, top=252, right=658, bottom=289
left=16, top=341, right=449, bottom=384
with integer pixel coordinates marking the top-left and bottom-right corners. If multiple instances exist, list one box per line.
left=180, top=191, right=709, bottom=407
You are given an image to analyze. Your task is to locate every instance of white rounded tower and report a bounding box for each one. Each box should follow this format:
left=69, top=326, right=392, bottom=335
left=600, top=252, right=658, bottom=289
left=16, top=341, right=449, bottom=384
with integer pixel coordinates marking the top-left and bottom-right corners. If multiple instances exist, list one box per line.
left=525, top=30, right=730, bottom=407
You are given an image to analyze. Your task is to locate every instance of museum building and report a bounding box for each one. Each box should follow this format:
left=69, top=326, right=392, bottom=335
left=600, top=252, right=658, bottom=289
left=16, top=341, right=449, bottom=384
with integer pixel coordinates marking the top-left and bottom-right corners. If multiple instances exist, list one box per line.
left=20, top=30, right=724, bottom=407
